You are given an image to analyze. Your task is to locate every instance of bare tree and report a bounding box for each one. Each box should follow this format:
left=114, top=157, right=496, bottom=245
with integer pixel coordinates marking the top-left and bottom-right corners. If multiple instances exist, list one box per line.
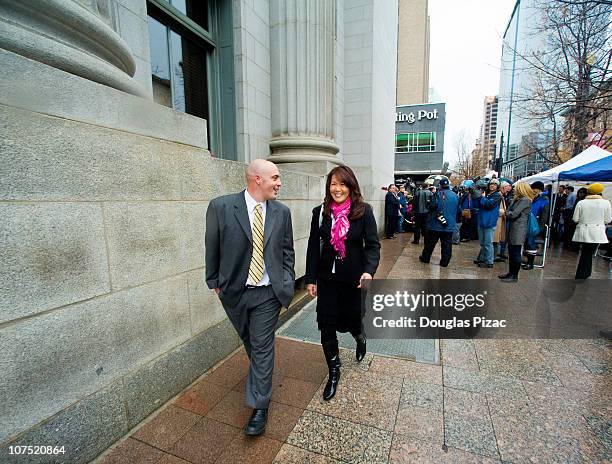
left=453, top=130, right=488, bottom=181
left=509, top=0, right=611, bottom=159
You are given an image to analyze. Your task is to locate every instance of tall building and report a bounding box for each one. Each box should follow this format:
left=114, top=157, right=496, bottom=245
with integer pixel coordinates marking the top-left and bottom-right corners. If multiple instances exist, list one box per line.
left=496, top=0, right=551, bottom=179
left=0, top=0, right=399, bottom=460
left=395, top=0, right=441, bottom=184
left=396, top=0, right=430, bottom=105
left=494, top=0, right=562, bottom=179
left=480, top=96, right=498, bottom=170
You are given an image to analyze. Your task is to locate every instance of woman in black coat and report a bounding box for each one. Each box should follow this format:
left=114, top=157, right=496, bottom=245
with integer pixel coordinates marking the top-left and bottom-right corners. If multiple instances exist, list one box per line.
left=305, top=165, right=381, bottom=401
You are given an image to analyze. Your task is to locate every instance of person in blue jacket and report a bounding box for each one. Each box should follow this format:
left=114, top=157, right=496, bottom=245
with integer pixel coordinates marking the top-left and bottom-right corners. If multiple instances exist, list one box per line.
left=419, top=177, right=462, bottom=267
left=474, top=179, right=502, bottom=268
left=398, top=185, right=408, bottom=233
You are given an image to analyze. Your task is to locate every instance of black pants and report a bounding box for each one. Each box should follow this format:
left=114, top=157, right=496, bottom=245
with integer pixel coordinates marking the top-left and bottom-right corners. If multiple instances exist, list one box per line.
left=385, top=214, right=398, bottom=238
left=321, top=326, right=361, bottom=345
left=460, top=215, right=474, bottom=240
left=508, top=244, right=523, bottom=277
left=413, top=213, right=428, bottom=243
left=421, top=230, right=453, bottom=266
left=576, top=243, right=598, bottom=279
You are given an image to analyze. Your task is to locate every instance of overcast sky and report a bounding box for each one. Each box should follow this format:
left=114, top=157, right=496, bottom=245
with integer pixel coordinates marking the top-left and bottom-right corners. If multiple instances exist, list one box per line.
left=428, top=0, right=517, bottom=168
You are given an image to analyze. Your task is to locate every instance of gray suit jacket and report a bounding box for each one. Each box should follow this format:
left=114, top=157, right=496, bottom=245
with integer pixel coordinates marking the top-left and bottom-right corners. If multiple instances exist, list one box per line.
left=205, top=191, right=295, bottom=308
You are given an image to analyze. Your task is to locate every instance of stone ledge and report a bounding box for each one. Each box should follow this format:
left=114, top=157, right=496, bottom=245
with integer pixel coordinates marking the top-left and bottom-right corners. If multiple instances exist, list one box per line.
left=0, top=49, right=207, bottom=149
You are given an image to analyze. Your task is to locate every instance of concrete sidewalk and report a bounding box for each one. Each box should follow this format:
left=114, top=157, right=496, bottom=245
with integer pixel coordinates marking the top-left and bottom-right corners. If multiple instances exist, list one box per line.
left=96, top=234, right=611, bottom=464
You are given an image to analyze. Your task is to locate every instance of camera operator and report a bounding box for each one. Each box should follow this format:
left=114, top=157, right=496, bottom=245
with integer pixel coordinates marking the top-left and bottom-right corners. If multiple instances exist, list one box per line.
left=411, top=184, right=434, bottom=245
left=419, top=178, right=462, bottom=267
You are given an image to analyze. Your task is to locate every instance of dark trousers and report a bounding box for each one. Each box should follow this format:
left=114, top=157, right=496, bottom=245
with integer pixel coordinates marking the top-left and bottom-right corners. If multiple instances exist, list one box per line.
left=320, top=326, right=360, bottom=345
left=508, top=244, right=522, bottom=277
left=576, top=243, right=598, bottom=279
left=385, top=214, right=398, bottom=238
left=223, top=286, right=281, bottom=409
left=563, top=212, right=579, bottom=251
left=421, top=230, right=453, bottom=266
left=460, top=215, right=474, bottom=240
left=413, top=213, right=428, bottom=243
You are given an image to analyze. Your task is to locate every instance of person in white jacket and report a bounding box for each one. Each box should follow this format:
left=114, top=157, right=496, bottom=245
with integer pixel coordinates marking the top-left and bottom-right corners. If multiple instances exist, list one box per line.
left=572, top=183, right=612, bottom=279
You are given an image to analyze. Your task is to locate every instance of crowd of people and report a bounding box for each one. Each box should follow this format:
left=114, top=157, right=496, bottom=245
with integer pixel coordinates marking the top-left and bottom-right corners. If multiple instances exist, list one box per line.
left=384, top=176, right=612, bottom=281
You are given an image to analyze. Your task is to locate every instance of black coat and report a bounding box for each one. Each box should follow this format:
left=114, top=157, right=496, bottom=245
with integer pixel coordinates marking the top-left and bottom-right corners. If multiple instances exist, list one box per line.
left=385, top=192, right=400, bottom=217
left=305, top=203, right=381, bottom=285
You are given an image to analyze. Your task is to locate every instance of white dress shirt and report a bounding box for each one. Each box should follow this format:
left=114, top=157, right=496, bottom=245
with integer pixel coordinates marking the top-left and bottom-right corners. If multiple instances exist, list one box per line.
left=244, top=189, right=271, bottom=286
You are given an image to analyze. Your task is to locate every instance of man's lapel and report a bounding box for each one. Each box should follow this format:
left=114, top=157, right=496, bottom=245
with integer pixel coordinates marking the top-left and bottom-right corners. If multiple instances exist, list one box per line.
left=233, top=192, right=252, bottom=242
left=264, top=200, right=278, bottom=248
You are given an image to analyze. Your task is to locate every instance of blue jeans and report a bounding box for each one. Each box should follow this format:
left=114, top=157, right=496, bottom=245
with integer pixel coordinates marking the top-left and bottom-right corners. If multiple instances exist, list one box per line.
left=477, top=226, right=495, bottom=264
left=452, top=223, right=461, bottom=243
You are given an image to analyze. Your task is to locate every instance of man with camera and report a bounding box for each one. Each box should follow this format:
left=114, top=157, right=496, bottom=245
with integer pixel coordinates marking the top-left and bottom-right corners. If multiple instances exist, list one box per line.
left=419, top=177, right=462, bottom=267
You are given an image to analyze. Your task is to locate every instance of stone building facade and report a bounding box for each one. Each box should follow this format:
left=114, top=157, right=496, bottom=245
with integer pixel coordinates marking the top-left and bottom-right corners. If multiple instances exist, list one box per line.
left=0, top=0, right=398, bottom=461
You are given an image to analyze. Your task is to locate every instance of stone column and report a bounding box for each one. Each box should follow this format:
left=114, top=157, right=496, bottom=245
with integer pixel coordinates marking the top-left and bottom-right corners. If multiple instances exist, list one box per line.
left=0, top=0, right=147, bottom=98
left=268, top=0, right=341, bottom=174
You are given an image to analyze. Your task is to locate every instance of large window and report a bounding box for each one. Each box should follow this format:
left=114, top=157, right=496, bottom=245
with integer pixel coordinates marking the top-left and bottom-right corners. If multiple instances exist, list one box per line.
left=148, top=16, right=209, bottom=119
left=396, top=132, right=436, bottom=152
left=147, top=0, right=236, bottom=160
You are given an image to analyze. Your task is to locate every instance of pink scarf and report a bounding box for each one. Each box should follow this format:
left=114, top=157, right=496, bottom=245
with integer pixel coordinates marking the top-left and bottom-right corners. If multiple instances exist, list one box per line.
left=330, top=197, right=351, bottom=260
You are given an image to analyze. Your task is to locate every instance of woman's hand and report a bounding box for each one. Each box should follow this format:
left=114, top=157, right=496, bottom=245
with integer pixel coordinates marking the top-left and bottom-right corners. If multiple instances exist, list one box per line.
left=306, top=284, right=317, bottom=298
left=357, top=273, right=373, bottom=288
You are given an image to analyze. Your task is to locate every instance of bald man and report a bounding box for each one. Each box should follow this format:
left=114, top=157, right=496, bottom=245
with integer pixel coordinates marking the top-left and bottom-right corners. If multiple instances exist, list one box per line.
left=205, top=159, right=295, bottom=436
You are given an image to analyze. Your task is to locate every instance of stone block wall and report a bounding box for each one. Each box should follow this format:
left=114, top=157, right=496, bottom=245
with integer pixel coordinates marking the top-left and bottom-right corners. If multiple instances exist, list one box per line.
left=0, top=52, right=322, bottom=463
left=233, top=0, right=273, bottom=161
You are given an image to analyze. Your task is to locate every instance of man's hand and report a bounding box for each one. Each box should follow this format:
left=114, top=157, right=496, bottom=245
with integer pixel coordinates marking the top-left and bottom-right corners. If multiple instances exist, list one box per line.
left=306, top=284, right=317, bottom=298
left=358, top=273, right=373, bottom=288
left=214, top=288, right=221, bottom=296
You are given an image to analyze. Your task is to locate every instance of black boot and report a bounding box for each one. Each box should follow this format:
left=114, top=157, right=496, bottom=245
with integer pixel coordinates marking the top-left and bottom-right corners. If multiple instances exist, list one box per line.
left=500, top=261, right=520, bottom=282
left=354, top=334, right=367, bottom=363
left=322, top=342, right=341, bottom=401
left=522, top=254, right=535, bottom=270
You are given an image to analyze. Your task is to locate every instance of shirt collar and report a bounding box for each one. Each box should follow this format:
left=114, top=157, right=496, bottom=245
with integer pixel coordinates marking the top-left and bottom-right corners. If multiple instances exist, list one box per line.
left=244, top=189, right=266, bottom=212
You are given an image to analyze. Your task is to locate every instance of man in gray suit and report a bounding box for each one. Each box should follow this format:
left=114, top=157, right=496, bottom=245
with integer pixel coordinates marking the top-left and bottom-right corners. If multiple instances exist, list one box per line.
left=205, top=159, right=295, bottom=436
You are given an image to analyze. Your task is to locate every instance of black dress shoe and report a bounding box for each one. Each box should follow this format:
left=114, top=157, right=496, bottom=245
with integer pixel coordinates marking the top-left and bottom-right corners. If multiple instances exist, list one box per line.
left=521, top=264, right=534, bottom=270
left=244, top=408, right=268, bottom=436
left=473, top=260, right=482, bottom=265
left=419, top=256, right=430, bottom=264
left=478, top=263, right=493, bottom=268
left=499, top=275, right=518, bottom=282
left=494, top=257, right=505, bottom=262
left=411, top=241, right=419, bottom=244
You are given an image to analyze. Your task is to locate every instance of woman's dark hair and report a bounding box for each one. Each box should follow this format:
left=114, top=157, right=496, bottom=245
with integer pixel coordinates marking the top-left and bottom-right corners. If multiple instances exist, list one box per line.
left=323, top=165, right=366, bottom=220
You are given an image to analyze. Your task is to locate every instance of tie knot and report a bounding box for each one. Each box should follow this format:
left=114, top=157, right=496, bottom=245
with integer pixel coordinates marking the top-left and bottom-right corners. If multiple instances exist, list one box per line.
left=255, top=203, right=262, bottom=212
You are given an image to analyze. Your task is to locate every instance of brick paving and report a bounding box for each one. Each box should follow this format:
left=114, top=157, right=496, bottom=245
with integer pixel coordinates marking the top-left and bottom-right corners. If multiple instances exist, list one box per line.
left=96, top=232, right=611, bottom=464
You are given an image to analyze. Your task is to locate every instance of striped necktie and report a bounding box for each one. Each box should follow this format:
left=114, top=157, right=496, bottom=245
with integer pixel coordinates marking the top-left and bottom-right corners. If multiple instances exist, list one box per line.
left=248, top=203, right=265, bottom=284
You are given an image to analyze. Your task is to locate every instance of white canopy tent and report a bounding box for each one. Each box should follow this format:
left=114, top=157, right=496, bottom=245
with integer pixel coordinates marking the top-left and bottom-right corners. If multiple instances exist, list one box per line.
left=514, top=145, right=611, bottom=268
left=516, top=145, right=611, bottom=185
